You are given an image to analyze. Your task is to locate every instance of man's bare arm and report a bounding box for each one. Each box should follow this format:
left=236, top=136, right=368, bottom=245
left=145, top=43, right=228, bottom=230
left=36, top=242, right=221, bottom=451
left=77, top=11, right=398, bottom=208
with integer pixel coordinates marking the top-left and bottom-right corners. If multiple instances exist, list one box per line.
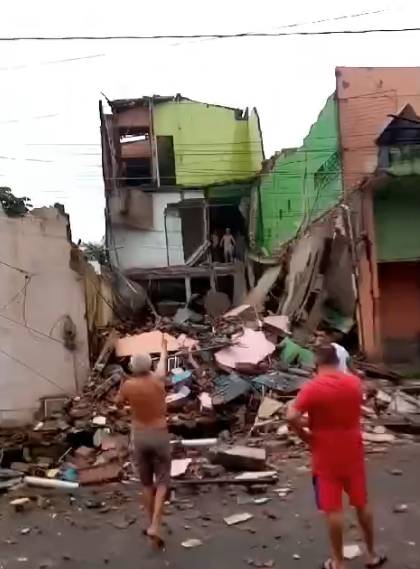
left=155, top=335, right=168, bottom=380
left=286, top=401, right=311, bottom=445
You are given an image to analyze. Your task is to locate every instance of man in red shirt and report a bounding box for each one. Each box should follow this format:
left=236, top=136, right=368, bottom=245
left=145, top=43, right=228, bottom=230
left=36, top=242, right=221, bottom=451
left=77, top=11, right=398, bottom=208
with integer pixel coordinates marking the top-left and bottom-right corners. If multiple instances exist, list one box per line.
left=287, top=344, right=386, bottom=569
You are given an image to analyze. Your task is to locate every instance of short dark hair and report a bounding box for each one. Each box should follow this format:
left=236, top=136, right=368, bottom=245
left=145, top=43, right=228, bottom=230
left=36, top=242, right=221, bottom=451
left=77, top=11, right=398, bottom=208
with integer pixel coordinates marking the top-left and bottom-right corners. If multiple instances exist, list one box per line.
left=315, top=344, right=339, bottom=367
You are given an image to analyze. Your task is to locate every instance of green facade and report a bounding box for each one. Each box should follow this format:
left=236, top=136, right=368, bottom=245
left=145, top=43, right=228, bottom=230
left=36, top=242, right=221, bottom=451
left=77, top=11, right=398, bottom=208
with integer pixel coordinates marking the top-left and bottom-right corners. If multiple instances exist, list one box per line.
left=374, top=176, right=420, bottom=262
left=256, top=95, right=342, bottom=254
left=154, top=100, right=264, bottom=187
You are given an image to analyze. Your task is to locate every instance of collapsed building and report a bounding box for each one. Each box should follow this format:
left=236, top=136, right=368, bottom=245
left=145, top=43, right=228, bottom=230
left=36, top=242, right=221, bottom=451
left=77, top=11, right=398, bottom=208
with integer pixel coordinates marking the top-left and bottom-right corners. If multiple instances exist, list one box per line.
left=100, top=94, right=264, bottom=308
left=1, top=77, right=420, bottom=488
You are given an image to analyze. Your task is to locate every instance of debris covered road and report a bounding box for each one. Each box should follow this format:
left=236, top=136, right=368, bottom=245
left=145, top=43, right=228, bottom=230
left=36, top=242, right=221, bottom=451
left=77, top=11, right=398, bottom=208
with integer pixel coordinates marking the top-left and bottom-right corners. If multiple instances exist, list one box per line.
left=1, top=444, right=419, bottom=569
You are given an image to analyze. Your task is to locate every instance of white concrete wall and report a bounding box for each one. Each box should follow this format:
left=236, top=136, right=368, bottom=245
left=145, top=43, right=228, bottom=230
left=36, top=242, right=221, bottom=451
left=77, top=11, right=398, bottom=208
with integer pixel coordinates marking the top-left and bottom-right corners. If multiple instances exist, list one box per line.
left=0, top=207, right=90, bottom=426
left=110, top=191, right=204, bottom=269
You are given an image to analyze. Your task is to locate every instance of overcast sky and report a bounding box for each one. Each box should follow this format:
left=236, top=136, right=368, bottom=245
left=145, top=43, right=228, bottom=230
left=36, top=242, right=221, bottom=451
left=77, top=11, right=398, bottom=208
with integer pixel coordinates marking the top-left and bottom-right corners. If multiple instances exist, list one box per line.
left=0, top=0, right=417, bottom=242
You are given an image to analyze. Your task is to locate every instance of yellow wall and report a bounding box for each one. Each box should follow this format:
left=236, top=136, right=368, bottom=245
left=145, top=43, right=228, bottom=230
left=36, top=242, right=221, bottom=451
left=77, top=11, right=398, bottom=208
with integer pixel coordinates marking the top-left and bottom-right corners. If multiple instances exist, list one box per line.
left=154, top=100, right=263, bottom=186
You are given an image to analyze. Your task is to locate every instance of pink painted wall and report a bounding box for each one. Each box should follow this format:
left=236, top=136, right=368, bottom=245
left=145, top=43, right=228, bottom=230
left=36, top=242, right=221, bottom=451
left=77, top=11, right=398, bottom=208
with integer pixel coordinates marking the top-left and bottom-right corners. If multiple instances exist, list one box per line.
left=0, top=207, right=90, bottom=426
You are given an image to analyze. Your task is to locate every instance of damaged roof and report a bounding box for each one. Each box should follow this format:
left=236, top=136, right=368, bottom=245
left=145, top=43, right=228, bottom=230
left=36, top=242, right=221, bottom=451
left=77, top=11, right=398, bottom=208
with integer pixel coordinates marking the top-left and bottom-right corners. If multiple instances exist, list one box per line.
left=109, top=94, right=184, bottom=111
left=376, top=103, right=420, bottom=146
left=108, top=93, right=255, bottom=118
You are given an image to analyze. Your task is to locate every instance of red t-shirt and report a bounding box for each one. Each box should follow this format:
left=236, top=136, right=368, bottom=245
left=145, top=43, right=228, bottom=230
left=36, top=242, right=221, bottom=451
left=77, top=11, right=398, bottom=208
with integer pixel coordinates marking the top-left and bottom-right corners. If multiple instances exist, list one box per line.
left=294, top=371, right=364, bottom=476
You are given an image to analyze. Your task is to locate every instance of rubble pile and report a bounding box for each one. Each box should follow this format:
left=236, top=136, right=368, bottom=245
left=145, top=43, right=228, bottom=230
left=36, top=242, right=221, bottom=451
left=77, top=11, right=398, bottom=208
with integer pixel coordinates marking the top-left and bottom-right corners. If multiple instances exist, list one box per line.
left=1, top=306, right=419, bottom=494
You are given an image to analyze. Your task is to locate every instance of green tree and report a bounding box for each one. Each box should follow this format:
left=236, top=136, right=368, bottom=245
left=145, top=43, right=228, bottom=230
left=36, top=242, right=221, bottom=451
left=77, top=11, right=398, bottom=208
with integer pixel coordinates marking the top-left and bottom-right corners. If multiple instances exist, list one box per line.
left=0, top=187, right=31, bottom=216
left=83, top=241, right=107, bottom=264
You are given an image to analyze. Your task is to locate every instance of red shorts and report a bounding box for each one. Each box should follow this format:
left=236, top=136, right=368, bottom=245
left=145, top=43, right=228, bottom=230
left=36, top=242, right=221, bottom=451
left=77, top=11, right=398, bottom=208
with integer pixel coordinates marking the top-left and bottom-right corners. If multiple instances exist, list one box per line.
left=312, top=469, right=367, bottom=513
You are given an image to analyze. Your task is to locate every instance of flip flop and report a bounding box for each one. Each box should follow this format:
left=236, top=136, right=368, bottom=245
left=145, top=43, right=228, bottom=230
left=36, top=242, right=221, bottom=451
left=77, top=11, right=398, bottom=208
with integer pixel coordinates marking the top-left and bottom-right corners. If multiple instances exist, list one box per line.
left=321, top=560, right=335, bottom=569
left=366, top=555, right=388, bottom=568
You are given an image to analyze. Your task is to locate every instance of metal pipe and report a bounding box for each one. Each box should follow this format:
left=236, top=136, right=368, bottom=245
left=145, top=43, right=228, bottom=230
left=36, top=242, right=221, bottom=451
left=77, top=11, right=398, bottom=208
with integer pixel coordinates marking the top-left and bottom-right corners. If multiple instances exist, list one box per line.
left=24, top=476, right=79, bottom=490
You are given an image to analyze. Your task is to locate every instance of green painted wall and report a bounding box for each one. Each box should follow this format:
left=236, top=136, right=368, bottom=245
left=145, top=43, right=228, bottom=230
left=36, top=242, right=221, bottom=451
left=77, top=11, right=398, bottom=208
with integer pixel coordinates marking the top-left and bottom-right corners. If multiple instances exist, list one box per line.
left=154, top=100, right=264, bottom=187
left=374, top=177, right=420, bottom=262
left=257, top=95, right=342, bottom=254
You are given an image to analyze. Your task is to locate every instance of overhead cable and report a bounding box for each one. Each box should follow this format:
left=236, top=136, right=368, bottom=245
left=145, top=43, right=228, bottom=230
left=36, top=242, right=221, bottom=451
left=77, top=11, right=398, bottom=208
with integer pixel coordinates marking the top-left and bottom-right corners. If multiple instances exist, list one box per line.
left=0, top=26, right=419, bottom=42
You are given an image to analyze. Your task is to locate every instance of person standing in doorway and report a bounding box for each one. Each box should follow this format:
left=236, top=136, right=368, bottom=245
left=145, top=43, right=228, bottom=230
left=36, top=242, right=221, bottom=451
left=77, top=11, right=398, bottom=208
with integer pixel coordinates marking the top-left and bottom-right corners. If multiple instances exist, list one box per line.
left=220, top=227, right=236, bottom=263
left=116, top=335, right=170, bottom=549
left=287, top=344, right=386, bottom=569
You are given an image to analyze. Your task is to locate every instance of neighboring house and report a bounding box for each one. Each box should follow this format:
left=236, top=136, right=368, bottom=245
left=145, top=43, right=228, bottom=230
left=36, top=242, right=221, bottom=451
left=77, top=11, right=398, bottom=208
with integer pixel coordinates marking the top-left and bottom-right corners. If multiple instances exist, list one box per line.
left=336, top=67, right=420, bottom=364
left=100, top=95, right=264, bottom=290
left=254, top=67, right=420, bottom=365
left=0, top=206, right=90, bottom=426
left=254, top=95, right=343, bottom=255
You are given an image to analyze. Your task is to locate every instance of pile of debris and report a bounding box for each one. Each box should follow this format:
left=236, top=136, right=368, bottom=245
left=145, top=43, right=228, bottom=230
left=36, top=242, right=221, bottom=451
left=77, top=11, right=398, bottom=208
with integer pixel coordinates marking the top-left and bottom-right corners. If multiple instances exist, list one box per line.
left=1, top=306, right=419, bottom=494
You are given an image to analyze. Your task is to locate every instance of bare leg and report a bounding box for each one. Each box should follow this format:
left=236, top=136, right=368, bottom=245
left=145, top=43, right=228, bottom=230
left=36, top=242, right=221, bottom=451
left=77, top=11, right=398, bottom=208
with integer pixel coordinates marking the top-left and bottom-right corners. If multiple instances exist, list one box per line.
left=325, top=512, right=345, bottom=569
left=356, top=505, right=382, bottom=566
left=142, top=485, right=155, bottom=526
left=148, top=485, right=167, bottom=536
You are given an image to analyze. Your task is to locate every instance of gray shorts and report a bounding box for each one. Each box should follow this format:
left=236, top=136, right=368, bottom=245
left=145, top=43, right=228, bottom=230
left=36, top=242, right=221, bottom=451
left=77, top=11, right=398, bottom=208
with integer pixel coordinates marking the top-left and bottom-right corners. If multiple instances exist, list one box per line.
left=132, top=428, right=171, bottom=487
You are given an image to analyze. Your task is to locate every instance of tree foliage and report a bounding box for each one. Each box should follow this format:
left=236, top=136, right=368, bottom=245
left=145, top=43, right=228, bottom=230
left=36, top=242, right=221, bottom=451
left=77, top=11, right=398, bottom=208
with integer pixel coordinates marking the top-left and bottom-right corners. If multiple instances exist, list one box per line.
left=83, top=241, right=107, bottom=264
left=0, top=187, right=31, bottom=216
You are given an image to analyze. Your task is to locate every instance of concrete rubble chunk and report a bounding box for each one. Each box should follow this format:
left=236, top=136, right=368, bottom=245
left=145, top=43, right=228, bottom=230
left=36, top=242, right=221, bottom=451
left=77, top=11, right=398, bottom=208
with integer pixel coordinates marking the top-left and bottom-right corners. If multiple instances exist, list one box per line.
left=182, top=538, right=203, bottom=548
left=234, top=471, right=277, bottom=482
left=224, top=512, right=253, bottom=526
left=211, top=446, right=266, bottom=472
left=362, top=432, right=395, bottom=444
left=92, top=416, right=107, bottom=426
left=170, top=458, right=192, bottom=478
left=257, top=396, right=283, bottom=420
left=277, top=424, right=289, bottom=438
left=263, top=315, right=291, bottom=335
left=390, top=391, right=420, bottom=415
left=10, top=497, right=31, bottom=512
left=78, top=463, right=122, bottom=486
left=343, top=544, right=362, bottom=560
left=200, top=463, right=225, bottom=478
left=215, top=329, right=275, bottom=369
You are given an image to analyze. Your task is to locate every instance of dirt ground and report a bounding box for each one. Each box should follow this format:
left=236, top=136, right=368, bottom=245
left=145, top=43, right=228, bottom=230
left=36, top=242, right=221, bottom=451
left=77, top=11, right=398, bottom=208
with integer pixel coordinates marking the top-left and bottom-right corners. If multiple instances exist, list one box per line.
left=1, top=444, right=419, bottom=569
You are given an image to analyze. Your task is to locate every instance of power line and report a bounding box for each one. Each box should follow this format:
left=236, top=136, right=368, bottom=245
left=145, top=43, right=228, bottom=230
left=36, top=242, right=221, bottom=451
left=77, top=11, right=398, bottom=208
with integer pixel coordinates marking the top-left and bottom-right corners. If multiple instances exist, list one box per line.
left=0, top=346, right=69, bottom=394
left=0, top=26, right=419, bottom=41
left=0, top=53, right=106, bottom=71
left=0, top=280, right=29, bottom=311
left=0, top=311, right=63, bottom=345
left=0, top=260, right=31, bottom=275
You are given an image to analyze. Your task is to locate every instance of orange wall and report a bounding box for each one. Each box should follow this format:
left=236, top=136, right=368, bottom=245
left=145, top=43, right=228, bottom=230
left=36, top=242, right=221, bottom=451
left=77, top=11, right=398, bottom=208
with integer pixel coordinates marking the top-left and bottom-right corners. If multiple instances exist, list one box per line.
left=336, top=67, right=420, bottom=192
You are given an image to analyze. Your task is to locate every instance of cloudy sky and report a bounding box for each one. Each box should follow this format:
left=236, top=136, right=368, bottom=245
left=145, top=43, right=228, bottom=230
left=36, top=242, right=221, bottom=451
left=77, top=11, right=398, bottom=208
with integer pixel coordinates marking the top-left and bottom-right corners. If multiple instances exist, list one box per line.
left=0, top=0, right=416, bottom=241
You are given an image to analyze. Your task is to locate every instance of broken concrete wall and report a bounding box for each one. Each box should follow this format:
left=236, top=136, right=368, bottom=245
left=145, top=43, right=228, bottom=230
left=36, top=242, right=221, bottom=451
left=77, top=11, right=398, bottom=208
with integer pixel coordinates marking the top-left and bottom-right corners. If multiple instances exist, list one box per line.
left=347, top=184, right=382, bottom=360
left=278, top=207, right=356, bottom=342
left=108, top=188, right=154, bottom=231
left=108, top=190, right=204, bottom=270
left=0, top=207, right=90, bottom=426
left=71, top=252, right=118, bottom=361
